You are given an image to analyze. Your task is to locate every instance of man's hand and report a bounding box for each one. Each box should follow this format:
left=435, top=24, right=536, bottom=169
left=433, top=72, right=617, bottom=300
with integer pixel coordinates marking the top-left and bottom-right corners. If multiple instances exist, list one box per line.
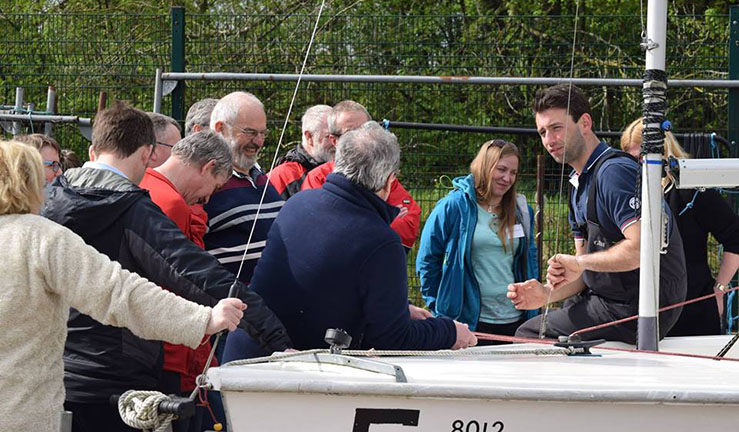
left=507, top=279, right=549, bottom=310
left=546, top=254, right=583, bottom=291
left=205, top=298, right=247, bottom=334
left=394, top=205, right=409, bottom=220
left=451, top=321, right=478, bottom=350
left=409, top=304, right=432, bottom=320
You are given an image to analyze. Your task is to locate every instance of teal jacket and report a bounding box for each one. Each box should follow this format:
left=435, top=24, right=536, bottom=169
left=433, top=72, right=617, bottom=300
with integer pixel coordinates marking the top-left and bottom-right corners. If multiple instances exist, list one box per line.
left=415, top=174, right=539, bottom=330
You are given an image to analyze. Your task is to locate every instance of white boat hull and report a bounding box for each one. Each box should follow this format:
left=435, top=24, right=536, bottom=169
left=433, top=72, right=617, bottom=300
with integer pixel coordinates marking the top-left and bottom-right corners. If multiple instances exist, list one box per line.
left=208, top=336, right=739, bottom=431
left=220, top=392, right=735, bottom=432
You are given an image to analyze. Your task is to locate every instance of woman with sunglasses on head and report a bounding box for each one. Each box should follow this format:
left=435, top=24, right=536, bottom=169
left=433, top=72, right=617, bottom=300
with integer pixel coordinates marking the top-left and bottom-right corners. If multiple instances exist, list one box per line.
left=0, top=140, right=246, bottom=432
left=416, top=140, right=539, bottom=343
left=16, top=133, right=63, bottom=185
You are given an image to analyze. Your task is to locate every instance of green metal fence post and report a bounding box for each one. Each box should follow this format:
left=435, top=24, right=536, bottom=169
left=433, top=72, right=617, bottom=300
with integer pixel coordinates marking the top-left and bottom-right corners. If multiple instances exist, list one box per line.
left=171, top=6, right=186, bottom=132
left=730, top=6, right=739, bottom=159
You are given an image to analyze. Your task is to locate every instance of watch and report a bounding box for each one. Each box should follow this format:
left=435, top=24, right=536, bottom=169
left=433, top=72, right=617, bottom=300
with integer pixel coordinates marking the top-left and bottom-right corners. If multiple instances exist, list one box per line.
left=714, top=281, right=728, bottom=293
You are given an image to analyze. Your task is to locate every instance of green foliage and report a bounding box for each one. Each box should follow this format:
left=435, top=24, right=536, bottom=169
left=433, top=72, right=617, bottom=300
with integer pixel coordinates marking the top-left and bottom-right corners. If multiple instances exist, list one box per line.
left=1, top=1, right=734, bottom=294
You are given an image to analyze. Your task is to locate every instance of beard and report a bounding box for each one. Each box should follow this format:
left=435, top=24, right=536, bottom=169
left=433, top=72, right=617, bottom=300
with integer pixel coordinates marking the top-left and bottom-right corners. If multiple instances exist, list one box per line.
left=312, top=144, right=335, bottom=164
left=230, top=138, right=259, bottom=172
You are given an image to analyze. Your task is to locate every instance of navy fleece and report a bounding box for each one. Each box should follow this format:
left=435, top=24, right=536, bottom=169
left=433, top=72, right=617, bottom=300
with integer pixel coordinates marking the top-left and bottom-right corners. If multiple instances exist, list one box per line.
left=251, top=173, right=457, bottom=350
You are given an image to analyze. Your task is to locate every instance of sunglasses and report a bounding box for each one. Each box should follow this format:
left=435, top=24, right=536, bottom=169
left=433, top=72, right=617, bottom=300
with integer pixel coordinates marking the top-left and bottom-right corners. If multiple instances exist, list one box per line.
left=486, top=139, right=517, bottom=150
left=43, top=160, right=63, bottom=173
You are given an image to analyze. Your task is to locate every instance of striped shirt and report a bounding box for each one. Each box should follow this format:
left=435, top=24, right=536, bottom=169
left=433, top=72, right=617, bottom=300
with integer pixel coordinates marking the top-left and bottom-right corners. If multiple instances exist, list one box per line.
left=204, top=166, right=284, bottom=283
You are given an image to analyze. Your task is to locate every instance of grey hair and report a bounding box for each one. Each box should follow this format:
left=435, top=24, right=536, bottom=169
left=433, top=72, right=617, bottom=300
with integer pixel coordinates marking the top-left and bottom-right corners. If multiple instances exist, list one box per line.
left=210, top=91, right=264, bottom=130
left=185, top=98, right=218, bottom=136
left=301, top=104, right=332, bottom=149
left=170, top=129, right=233, bottom=178
left=327, top=100, right=371, bottom=136
left=147, top=112, right=181, bottom=138
left=334, top=121, right=399, bottom=192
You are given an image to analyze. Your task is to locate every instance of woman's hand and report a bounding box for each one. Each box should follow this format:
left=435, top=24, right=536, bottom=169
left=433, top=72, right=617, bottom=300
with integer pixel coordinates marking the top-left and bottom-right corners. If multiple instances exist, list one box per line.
left=206, top=298, right=247, bottom=334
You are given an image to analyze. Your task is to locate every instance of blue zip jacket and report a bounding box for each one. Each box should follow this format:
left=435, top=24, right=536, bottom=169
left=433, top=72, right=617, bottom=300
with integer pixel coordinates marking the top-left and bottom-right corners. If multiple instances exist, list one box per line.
left=416, top=174, right=539, bottom=330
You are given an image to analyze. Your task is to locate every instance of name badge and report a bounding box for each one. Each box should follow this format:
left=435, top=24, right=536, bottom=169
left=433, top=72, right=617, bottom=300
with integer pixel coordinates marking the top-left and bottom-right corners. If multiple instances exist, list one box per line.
left=512, top=224, right=525, bottom=238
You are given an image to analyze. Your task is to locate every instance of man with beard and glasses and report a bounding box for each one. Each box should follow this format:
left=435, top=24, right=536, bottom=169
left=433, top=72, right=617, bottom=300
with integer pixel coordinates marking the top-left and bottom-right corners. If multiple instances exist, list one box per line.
left=206, top=91, right=283, bottom=284
left=506, top=84, right=686, bottom=344
left=267, top=104, right=332, bottom=199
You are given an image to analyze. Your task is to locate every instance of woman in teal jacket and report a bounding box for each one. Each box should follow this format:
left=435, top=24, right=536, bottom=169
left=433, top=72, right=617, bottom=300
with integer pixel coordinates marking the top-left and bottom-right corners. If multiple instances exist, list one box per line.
left=416, top=140, right=539, bottom=340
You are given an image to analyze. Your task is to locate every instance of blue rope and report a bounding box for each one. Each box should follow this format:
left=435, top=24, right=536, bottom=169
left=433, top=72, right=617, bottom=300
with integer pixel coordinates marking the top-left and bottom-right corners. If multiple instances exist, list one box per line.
left=710, top=132, right=720, bottom=159
left=678, top=189, right=701, bottom=216
left=728, top=290, right=737, bottom=333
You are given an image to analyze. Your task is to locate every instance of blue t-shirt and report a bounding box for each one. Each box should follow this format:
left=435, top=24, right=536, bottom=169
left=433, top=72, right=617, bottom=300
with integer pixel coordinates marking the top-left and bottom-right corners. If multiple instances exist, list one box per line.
left=471, top=204, right=521, bottom=324
left=568, top=143, right=641, bottom=240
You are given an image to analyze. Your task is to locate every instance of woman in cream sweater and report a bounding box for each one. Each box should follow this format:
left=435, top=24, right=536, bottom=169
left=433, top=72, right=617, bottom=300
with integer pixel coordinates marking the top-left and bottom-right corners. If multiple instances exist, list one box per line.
left=0, top=140, right=246, bottom=432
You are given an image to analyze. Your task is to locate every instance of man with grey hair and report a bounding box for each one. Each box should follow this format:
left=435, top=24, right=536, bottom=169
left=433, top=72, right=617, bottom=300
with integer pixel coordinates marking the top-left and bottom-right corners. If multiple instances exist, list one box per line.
left=146, top=112, right=182, bottom=168
left=205, top=91, right=283, bottom=284
left=185, top=98, right=219, bottom=136
left=138, top=129, right=234, bottom=431
left=140, top=130, right=232, bottom=213
left=241, top=121, right=478, bottom=352
left=183, top=98, right=221, bottom=256
left=301, top=100, right=422, bottom=251
left=268, top=104, right=332, bottom=199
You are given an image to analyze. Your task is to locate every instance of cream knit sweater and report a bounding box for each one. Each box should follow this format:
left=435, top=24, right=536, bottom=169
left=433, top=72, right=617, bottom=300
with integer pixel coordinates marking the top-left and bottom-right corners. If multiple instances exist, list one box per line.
left=0, top=214, right=212, bottom=432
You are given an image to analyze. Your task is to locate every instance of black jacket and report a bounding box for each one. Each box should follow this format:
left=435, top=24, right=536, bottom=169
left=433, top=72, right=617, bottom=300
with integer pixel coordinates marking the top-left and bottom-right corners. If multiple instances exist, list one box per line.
left=42, top=167, right=291, bottom=403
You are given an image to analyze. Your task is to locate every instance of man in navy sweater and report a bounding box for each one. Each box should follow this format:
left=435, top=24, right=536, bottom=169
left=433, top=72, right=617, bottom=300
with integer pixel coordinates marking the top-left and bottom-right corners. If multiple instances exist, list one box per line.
left=205, top=92, right=283, bottom=284
left=248, top=122, right=477, bottom=350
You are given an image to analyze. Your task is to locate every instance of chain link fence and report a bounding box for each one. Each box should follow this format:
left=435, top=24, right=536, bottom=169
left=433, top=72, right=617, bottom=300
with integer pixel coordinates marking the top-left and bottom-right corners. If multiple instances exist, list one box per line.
left=1, top=10, right=734, bottom=303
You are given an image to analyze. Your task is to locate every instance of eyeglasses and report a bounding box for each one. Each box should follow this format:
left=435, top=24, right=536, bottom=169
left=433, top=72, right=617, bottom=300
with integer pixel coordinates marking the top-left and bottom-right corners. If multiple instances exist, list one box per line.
left=43, top=160, right=63, bottom=173
left=228, top=123, right=270, bottom=140
left=156, top=141, right=175, bottom=148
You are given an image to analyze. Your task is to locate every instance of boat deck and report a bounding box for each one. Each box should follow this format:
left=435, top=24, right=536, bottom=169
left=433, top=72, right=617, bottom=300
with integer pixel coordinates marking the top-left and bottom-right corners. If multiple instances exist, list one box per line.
left=208, top=335, right=739, bottom=404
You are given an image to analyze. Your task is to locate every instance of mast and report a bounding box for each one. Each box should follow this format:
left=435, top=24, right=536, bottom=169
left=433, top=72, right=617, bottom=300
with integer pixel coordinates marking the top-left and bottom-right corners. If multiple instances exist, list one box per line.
left=637, top=0, right=668, bottom=351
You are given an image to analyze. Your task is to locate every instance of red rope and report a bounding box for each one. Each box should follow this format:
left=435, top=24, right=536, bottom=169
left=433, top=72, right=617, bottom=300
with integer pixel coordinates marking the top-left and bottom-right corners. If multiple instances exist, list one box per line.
left=595, top=344, right=739, bottom=362
left=570, top=285, right=739, bottom=338
left=472, top=331, right=739, bottom=362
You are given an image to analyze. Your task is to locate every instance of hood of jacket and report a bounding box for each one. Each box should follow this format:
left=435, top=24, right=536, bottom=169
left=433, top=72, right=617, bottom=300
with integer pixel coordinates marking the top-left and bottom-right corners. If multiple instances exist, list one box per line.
left=42, top=167, right=148, bottom=239
left=276, top=145, right=322, bottom=171
left=451, top=174, right=477, bottom=202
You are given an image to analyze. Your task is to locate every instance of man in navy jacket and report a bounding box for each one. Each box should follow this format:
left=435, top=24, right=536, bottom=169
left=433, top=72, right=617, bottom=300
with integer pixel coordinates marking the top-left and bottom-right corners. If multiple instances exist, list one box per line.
left=249, top=122, right=477, bottom=350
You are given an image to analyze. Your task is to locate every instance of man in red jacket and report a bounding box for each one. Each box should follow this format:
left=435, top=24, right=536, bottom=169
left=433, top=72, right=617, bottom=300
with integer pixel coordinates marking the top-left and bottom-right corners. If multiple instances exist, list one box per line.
left=302, top=100, right=422, bottom=250
left=268, top=104, right=332, bottom=199
left=139, top=129, right=232, bottom=432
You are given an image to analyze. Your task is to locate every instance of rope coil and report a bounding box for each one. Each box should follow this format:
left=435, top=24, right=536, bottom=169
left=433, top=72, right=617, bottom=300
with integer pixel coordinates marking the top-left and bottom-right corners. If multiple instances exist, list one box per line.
left=118, top=390, right=176, bottom=432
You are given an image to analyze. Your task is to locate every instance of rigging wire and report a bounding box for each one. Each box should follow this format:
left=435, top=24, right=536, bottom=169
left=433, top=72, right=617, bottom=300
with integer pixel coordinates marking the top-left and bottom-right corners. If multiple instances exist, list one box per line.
left=191, top=0, right=328, bottom=402
left=230, top=0, right=328, bottom=284
left=539, top=0, right=580, bottom=339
